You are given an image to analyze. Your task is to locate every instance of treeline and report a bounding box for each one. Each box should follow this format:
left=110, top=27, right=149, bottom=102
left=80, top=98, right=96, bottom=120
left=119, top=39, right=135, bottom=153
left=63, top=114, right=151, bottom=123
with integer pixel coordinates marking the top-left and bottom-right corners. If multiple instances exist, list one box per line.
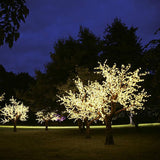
left=0, top=18, right=160, bottom=123
left=0, top=65, right=35, bottom=104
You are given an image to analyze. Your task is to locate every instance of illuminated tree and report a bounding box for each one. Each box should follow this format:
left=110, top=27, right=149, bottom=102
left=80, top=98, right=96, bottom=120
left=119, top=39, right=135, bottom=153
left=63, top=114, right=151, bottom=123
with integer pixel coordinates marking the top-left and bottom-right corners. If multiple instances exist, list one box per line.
left=94, top=60, right=150, bottom=144
left=58, top=77, right=102, bottom=138
left=0, top=97, right=29, bottom=132
left=58, top=60, right=150, bottom=143
left=36, top=110, right=65, bottom=131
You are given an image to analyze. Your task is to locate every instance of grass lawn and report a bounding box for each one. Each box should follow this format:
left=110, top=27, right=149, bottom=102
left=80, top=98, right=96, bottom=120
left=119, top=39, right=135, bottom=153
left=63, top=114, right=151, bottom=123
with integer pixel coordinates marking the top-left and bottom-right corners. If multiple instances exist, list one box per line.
left=0, top=125, right=160, bottom=160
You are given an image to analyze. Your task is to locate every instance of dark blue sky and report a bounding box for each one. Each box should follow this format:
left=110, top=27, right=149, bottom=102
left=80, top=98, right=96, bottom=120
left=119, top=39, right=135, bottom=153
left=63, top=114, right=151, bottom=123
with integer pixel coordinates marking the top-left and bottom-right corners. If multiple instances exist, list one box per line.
left=0, top=0, right=160, bottom=77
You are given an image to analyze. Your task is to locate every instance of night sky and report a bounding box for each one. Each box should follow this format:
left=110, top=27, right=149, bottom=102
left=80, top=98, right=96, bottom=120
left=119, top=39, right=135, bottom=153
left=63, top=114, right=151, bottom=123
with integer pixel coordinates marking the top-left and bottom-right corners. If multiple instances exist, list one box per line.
left=0, top=0, right=160, bottom=77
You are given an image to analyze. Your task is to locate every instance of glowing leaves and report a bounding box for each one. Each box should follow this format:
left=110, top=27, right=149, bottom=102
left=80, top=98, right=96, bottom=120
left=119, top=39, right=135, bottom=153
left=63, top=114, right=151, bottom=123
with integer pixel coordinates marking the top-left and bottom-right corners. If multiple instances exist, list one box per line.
left=57, top=77, right=103, bottom=123
left=0, top=97, right=29, bottom=124
left=35, top=111, right=63, bottom=124
left=0, top=93, right=5, bottom=102
left=95, top=60, right=150, bottom=114
left=58, top=60, right=150, bottom=123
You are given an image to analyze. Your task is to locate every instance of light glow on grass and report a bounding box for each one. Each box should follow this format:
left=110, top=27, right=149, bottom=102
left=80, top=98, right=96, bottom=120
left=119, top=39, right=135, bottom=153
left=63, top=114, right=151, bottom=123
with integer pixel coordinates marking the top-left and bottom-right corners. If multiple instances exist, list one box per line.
left=0, top=123, right=160, bottom=129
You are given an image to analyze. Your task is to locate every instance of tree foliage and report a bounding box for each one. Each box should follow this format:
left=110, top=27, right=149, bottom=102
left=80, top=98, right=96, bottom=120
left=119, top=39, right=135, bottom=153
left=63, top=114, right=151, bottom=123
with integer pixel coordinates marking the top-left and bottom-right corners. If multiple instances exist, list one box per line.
left=36, top=110, right=64, bottom=123
left=0, top=65, right=35, bottom=107
left=0, top=97, right=29, bottom=124
left=101, top=18, right=143, bottom=69
left=0, top=96, right=29, bottom=131
left=35, top=110, right=65, bottom=130
left=143, top=29, right=160, bottom=104
left=0, top=0, right=29, bottom=47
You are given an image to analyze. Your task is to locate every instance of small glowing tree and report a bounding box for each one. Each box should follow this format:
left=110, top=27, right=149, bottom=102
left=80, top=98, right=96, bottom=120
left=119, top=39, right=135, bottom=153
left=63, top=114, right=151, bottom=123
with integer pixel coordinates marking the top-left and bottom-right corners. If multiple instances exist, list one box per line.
left=0, top=97, right=29, bottom=132
left=94, top=60, right=150, bottom=144
left=36, top=110, right=65, bottom=131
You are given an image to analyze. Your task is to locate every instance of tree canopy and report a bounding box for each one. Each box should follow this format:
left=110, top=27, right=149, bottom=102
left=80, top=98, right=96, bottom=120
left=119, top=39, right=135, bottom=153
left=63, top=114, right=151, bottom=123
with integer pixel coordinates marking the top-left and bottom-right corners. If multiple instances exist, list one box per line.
left=21, top=26, right=101, bottom=111
left=100, top=18, right=143, bottom=69
left=143, top=30, right=160, bottom=105
left=0, top=0, right=29, bottom=47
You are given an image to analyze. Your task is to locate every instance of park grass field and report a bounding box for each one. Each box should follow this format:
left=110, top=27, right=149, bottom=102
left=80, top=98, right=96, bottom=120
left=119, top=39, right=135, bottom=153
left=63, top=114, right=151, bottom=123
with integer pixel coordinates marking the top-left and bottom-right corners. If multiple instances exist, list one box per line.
left=0, top=125, right=160, bottom=160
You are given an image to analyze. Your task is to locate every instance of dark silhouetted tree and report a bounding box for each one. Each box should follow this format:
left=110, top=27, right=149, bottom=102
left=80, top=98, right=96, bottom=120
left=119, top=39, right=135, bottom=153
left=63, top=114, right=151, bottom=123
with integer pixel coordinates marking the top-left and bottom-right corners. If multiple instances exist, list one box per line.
left=20, top=71, right=56, bottom=111
left=0, top=65, right=16, bottom=100
left=77, top=25, right=101, bottom=69
left=0, top=65, right=35, bottom=108
left=0, top=0, right=29, bottom=47
left=23, top=26, right=101, bottom=112
left=100, top=18, right=143, bottom=70
left=143, top=29, right=160, bottom=105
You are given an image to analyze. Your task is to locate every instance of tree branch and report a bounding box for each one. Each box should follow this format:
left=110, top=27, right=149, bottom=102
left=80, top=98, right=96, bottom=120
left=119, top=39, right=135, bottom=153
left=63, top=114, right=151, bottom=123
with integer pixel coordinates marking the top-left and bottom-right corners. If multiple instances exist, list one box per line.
left=114, top=108, right=126, bottom=116
left=102, top=107, right=107, bottom=115
left=88, top=115, right=101, bottom=125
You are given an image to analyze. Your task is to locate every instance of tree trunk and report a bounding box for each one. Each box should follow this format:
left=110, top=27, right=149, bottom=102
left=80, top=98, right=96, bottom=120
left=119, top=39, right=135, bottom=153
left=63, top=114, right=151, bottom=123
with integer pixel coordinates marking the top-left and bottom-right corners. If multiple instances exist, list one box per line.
left=133, top=115, right=139, bottom=130
left=77, top=119, right=85, bottom=134
left=45, top=120, right=48, bottom=131
left=105, top=116, right=114, bottom=145
left=86, top=123, right=91, bottom=138
left=13, top=119, right=17, bottom=132
left=85, top=118, right=91, bottom=138
left=129, top=113, right=134, bottom=125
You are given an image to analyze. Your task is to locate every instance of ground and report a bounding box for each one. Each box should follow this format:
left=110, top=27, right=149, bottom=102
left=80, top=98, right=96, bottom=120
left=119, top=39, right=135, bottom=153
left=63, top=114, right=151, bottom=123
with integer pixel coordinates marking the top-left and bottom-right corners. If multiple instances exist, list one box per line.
left=0, top=126, right=160, bottom=160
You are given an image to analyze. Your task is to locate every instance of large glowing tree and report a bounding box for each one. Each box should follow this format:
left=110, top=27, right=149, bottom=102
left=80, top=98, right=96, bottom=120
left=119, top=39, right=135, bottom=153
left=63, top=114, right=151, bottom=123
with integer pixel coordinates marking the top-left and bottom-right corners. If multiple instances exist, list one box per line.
left=0, top=97, right=29, bottom=132
left=58, top=60, right=150, bottom=143
left=36, top=110, right=65, bottom=131
left=94, top=60, right=150, bottom=144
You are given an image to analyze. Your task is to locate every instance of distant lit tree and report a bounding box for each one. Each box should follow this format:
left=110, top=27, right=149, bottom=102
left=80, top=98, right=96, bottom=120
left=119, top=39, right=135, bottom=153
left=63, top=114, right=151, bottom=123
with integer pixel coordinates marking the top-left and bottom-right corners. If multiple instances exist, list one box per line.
left=0, top=97, right=29, bottom=132
left=36, top=110, right=65, bottom=131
